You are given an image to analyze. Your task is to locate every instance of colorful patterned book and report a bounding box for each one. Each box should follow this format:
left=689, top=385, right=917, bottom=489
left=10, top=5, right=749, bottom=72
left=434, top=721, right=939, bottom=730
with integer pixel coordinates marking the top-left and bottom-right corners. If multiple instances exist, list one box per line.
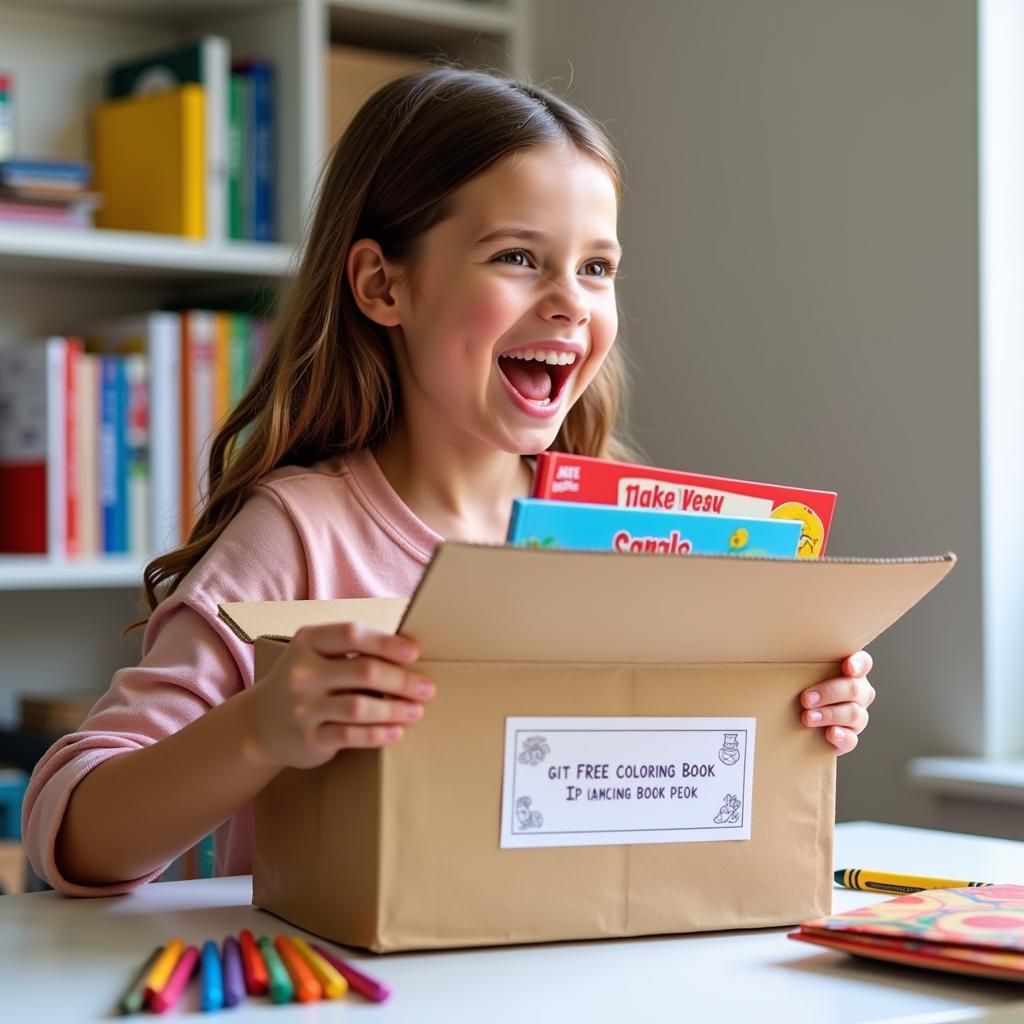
left=506, top=497, right=802, bottom=557
left=789, top=885, right=1024, bottom=982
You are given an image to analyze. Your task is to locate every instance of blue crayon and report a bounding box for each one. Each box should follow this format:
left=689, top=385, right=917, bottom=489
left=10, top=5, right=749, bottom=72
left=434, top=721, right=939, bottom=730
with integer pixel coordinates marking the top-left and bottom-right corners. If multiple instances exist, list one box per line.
left=201, top=939, right=224, bottom=1012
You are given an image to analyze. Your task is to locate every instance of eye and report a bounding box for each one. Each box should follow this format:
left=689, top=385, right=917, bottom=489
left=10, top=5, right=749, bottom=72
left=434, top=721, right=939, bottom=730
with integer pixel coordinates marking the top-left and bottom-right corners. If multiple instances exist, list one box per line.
left=582, top=258, right=618, bottom=278
left=494, top=248, right=532, bottom=267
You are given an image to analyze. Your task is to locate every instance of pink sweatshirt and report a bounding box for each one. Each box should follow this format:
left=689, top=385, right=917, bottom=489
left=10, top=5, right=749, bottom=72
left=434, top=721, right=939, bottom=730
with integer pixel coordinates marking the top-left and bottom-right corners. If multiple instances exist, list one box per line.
left=23, top=449, right=444, bottom=896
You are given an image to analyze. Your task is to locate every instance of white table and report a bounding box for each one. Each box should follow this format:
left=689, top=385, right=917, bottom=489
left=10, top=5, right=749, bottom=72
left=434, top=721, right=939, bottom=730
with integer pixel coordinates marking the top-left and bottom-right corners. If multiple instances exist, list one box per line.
left=2, top=822, right=1023, bottom=1023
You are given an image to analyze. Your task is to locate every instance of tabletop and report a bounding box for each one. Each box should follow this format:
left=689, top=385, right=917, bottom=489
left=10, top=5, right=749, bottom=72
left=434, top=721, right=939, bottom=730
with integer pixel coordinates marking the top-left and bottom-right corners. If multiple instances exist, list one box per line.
left=2, top=821, right=1024, bottom=1023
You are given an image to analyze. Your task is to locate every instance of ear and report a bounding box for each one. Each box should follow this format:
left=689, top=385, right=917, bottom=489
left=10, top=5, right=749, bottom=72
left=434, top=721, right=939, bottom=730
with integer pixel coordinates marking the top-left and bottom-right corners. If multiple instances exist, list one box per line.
left=347, top=238, right=402, bottom=328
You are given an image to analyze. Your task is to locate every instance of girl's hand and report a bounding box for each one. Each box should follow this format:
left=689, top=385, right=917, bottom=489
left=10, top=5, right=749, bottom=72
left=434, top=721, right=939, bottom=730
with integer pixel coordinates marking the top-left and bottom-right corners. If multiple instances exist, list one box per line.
left=799, top=651, right=875, bottom=755
left=241, top=621, right=435, bottom=770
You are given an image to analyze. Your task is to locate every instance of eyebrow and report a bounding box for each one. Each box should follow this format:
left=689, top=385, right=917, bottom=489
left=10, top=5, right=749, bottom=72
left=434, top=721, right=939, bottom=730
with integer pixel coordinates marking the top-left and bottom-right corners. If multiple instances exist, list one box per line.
left=474, top=226, right=623, bottom=257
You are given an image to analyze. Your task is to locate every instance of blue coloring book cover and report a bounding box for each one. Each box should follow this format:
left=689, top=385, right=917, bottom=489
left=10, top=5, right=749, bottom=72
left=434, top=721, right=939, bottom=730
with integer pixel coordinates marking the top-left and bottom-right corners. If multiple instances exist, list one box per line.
left=506, top=497, right=801, bottom=558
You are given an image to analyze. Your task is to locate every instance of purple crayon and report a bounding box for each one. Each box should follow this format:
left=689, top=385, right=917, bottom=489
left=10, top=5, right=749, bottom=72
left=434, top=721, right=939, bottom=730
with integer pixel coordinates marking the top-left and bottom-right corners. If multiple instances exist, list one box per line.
left=311, top=943, right=391, bottom=1003
left=222, top=936, right=246, bottom=1008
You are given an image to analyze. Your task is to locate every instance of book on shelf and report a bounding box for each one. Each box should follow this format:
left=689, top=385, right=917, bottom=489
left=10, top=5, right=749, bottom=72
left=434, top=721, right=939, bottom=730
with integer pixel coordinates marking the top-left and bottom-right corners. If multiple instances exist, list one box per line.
left=531, top=452, right=837, bottom=559
left=108, top=36, right=229, bottom=242
left=0, top=337, right=77, bottom=556
left=232, top=59, right=275, bottom=242
left=506, top=497, right=802, bottom=557
left=0, top=158, right=98, bottom=229
left=93, top=85, right=205, bottom=238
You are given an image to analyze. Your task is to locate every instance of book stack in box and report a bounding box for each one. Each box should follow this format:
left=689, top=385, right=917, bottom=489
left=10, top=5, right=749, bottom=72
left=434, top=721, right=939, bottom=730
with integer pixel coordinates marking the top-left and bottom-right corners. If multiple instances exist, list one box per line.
left=509, top=451, right=837, bottom=559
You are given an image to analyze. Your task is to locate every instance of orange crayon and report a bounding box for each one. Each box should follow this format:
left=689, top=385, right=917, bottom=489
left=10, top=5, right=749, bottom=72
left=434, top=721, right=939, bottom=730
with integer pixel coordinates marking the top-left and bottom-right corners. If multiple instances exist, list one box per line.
left=238, top=929, right=269, bottom=995
left=290, top=936, right=348, bottom=999
left=274, top=935, right=322, bottom=1002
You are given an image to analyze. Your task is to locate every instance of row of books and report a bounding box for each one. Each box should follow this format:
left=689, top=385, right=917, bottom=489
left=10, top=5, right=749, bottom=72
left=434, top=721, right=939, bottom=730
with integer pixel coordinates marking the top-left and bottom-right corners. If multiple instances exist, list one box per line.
left=0, top=311, right=273, bottom=559
left=96, top=37, right=275, bottom=242
left=507, top=452, right=838, bottom=559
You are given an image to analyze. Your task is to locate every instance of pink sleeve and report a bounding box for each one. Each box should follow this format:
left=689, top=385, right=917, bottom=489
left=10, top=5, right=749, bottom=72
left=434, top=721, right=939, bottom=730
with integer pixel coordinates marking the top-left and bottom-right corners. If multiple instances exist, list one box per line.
left=21, top=484, right=309, bottom=896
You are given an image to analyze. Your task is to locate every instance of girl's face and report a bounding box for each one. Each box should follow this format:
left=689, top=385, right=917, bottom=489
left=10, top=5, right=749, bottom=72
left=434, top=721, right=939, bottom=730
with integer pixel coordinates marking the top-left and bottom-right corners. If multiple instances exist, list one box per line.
left=390, top=143, right=621, bottom=456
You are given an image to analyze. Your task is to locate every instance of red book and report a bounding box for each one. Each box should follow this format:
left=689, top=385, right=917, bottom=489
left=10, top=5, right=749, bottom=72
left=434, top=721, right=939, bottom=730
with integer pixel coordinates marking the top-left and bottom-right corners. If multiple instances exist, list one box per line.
left=531, top=452, right=837, bottom=558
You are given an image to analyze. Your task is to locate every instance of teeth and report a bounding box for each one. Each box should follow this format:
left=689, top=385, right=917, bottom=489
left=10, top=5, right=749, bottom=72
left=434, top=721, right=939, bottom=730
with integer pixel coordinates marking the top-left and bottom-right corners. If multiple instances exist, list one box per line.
left=504, top=349, right=577, bottom=365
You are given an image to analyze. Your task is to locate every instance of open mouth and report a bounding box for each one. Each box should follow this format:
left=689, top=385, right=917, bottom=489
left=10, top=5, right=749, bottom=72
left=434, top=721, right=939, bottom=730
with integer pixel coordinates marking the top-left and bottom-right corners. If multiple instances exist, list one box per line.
left=496, top=348, right=579, bottom=409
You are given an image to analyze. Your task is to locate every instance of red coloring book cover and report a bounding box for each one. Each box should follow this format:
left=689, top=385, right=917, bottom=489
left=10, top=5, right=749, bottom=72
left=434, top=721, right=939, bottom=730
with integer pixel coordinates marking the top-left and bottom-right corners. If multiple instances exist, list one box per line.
left=789, top=885, right=1024, bottom=982
left=531, top=452, right=836, bottom=559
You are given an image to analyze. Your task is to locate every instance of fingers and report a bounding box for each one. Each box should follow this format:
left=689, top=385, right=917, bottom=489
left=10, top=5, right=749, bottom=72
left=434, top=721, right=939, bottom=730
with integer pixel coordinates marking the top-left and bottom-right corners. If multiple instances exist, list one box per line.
left=296, top=621, right=419, bottom=665
left=825, top=725, right=859, bottom=755
left=319, top=692, right=424, bottom=727
left=843, top=650, right=873, bottom=677
left=801, top=702, right=869, bottom=733
left=315, top=723, right=406, bottom=751
left=801, top=674, right=875, bottom=710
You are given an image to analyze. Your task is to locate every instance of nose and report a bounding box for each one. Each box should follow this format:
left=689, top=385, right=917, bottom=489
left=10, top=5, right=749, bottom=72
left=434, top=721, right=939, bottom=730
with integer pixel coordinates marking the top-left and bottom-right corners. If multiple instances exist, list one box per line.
left=536, top=271, right=590, bottom=327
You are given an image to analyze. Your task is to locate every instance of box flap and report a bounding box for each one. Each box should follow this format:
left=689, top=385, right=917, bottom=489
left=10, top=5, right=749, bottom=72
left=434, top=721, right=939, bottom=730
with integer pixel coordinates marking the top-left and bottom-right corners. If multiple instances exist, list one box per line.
left=218, top=597, right=409, bottom=643
left=398, top=544, right=956, bottom=664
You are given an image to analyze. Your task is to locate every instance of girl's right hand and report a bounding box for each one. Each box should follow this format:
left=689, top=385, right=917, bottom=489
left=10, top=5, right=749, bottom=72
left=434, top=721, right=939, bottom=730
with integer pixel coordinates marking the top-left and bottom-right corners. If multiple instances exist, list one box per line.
left=240, top=621, right=435, bottom=770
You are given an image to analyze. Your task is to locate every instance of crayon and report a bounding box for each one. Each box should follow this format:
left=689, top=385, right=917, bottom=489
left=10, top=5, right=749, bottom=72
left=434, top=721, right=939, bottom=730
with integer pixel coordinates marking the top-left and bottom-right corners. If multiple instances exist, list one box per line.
left=200, top=940, right=224, bottom=1012
left=257, top=935, right=294, bottom=1004
left=118, top=944, right=163, bottom=1015
left=222, top=936, right=246, bottom=1008
left=142, top=937, right=184, bottom=1004
left=834, top=868, right=995, bottom=894
left=150, top=945, right=199, bottom=1014
left=274, top=935, right=322, bottom=1002
left=290, top=936, right=347, bottom=999
left=311, top=943, right=392, bottom=1003
left=238, top=929, right=268, bottom=995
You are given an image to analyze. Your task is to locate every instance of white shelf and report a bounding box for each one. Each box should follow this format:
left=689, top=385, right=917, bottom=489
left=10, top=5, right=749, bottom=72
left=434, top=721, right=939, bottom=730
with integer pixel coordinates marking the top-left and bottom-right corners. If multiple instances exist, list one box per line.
left=908, top=756, right=1024, bottom=804
left=0, top=226, right=296, bottom=283
left=328, top=0, right=519, bottom=38
left=0, top=555, right=147, bottom=590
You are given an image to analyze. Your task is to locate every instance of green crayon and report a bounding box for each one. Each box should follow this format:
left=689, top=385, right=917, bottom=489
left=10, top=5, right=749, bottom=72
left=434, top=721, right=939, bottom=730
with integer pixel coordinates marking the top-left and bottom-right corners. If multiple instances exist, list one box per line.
left=258, top=935, right=295, bottom=1004
left=119, top=944, right=163, bottom=1015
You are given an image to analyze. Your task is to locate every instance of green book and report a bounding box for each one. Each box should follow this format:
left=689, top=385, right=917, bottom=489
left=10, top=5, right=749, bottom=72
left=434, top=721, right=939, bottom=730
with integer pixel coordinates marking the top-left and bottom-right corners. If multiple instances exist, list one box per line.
left=228, top=73, right=247, bottom=240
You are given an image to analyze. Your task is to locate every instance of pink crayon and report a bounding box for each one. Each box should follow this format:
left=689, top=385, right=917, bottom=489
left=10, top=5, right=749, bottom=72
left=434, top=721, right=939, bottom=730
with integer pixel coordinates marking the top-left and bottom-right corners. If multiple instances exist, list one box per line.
left=150, top=944, right=199, bottom=1013
left=310, top=943, right=391, bottom=1003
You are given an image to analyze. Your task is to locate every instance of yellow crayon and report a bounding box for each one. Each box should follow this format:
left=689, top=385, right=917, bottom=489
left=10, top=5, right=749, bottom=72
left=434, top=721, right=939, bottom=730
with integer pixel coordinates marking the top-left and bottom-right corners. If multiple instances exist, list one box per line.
left=290, top=936, right=348, bottom=999
left=834, top=868, right=994, bottom=893
left=142, top=937, right=185, bottom=1003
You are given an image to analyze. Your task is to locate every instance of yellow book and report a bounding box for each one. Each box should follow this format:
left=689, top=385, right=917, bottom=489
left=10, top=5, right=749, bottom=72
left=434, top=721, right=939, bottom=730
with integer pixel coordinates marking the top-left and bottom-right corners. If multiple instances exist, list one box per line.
left=93, top=84, right=205, bottom=237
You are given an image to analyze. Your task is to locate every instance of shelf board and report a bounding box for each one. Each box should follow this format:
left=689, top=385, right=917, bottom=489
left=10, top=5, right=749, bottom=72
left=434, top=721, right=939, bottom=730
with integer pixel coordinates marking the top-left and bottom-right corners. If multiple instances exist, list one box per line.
left=328, top=0, right=517, bottom=48
left=0, top=226, right=296, bottom=284
left=0, top=555, right=148, bottom=591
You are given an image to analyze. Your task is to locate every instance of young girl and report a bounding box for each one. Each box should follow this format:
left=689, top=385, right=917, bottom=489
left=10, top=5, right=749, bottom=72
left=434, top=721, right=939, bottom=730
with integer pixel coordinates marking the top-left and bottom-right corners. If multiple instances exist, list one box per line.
left=24, top=65, right=876, bottom=895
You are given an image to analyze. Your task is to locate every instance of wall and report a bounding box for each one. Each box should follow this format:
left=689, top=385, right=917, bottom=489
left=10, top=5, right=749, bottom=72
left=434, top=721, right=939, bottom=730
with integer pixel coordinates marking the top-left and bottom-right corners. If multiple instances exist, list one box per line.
left=530, top=0, right=982, bottom=827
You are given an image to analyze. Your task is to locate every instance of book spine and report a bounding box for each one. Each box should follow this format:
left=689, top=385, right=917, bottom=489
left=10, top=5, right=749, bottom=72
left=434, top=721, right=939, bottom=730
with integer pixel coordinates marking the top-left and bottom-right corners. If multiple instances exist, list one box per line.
left=0, top=345, right=47, bottom=553
left=125, top=354, right=149, bottom=556
left=242, top=62, right=274, bottom=242
left=99, top=356, right=118, bottom=554
left=148, top=312, right=182, bottom=552
left=228, top=312, right=251, bottom=407
left=77, top=354, right=99, bottom=557
left=203, top=35, right=229, bottom=242
left=227, top=73, right=245, bottom=240
left=530, top=451, right=557, bottom=500
left=213, top=311, right=231, bottom=427
left=46, top=338, right=67, bottom=559
left=64, top=337, right=82, bottom=558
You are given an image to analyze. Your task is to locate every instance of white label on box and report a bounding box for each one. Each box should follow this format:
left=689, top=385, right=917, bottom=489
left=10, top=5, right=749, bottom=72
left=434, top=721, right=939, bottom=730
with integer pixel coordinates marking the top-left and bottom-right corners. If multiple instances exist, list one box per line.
left=500, top=716, right=756, bottom=849
left=617, top=477, right=774, bottom=519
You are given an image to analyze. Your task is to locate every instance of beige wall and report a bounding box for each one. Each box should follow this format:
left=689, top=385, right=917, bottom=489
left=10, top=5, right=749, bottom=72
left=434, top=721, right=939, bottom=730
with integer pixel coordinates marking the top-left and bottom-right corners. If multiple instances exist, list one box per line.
left=531, top=0, right=982, bottom=827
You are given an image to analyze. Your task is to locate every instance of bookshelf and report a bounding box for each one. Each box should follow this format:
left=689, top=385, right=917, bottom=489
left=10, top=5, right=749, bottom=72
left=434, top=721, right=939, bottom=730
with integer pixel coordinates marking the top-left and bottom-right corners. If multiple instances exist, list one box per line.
left=0, top=0, right=531, bottom=725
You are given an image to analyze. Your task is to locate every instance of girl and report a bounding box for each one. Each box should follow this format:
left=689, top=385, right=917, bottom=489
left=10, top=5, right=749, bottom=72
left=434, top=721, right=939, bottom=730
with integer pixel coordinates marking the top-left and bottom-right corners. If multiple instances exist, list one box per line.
left=24, top=65, right=875, bottom=895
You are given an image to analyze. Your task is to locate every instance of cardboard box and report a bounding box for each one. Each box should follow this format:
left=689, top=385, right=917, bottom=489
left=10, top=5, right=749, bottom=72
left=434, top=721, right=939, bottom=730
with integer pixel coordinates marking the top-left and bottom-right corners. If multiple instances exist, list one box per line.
left=219, top=543, right=955, bottom=953
left=327, top=45, right=428, bottom=146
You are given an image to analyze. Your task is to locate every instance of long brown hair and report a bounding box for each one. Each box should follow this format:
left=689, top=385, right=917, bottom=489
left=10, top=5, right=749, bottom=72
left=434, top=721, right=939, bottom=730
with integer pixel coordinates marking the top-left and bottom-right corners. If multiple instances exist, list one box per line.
left=131, top=63, right=636, bottom=632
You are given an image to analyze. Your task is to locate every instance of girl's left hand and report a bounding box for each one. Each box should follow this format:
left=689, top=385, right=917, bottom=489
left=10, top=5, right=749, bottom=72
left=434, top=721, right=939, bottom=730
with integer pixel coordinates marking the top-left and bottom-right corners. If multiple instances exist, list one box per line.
left=799, top=651, right=875, bottom=755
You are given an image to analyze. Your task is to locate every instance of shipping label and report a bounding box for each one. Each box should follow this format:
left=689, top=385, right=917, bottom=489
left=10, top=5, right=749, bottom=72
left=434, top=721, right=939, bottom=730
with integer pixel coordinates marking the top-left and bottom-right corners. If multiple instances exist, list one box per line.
left=500, top=716, right=756, bottom=849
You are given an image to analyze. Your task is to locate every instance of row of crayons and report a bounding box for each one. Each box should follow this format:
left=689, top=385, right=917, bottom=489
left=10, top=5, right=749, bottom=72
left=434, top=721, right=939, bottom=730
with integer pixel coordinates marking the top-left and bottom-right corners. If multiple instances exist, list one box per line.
left=120, top=929, right=390, bottom=1014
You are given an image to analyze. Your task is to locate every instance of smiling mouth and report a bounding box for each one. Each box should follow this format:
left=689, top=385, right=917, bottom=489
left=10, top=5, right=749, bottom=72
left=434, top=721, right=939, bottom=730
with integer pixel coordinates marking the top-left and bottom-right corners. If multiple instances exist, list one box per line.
left=497, top=350, right=578, bottom=406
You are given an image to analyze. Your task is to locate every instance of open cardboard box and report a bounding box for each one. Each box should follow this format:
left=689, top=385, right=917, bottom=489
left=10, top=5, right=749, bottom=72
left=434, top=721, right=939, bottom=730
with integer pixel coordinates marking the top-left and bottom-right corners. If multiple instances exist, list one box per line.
left=219, top=543, right=955, bottom=953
